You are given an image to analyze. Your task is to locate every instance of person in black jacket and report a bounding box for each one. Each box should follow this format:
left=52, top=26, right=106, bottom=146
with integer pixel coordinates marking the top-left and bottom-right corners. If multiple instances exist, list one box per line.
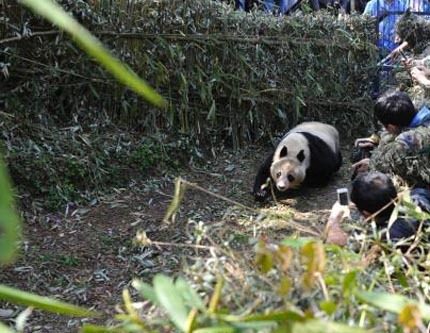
left=325, top=171, right=430, bottom=246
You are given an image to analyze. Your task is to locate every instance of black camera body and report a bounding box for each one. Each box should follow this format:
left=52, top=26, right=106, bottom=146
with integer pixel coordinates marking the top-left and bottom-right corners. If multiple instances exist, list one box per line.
left=350, top=145, right=376, bottom=180
left=350, top=145, right=374, bottom=164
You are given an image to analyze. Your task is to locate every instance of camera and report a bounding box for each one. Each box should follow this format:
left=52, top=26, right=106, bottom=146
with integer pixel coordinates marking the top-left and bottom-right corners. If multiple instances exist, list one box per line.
left=350, top=145, right=374, bottom=164
left=350, top=134, right=380, bottom=164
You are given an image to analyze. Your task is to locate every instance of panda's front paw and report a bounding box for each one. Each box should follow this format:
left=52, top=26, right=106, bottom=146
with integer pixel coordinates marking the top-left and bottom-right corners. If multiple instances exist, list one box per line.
left=253, top=189, right=269, bottom=202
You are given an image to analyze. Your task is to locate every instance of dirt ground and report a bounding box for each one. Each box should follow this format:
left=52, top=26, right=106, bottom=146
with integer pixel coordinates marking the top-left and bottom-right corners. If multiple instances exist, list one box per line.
left=0, top=144, right=353, bottom=332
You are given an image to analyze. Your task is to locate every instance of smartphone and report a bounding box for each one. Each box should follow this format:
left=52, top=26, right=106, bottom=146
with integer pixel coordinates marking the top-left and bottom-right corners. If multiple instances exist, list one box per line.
left=337, top=188, right=349, bottom=206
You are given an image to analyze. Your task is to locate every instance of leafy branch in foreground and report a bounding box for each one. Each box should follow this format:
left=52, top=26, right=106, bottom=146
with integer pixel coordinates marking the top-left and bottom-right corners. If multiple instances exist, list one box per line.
left=0, top=156, right=21, bottom=264
left=82, top=272, right=369, bottom=333
left=0, top=285, right=98, bottom=317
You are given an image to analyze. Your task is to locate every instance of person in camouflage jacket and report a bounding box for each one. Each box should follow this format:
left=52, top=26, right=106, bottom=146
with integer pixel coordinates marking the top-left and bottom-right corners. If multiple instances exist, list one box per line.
left=353, top=90, right=430, bottom=186
left=370, top=126, right=430, bottom=185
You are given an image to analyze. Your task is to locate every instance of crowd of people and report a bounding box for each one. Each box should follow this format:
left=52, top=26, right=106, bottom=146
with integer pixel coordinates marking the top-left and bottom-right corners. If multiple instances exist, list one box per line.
left=232, top=0, right=430, bottom=54
left=233, top=0, right=367, bottom=14
left=324, top=14, right=430, bottom=250
left=325, top=90, right=430, bottom=248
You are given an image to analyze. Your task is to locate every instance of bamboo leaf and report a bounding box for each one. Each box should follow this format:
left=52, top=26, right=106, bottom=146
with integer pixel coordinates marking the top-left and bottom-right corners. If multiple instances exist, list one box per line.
left=19, top=0, right=166, bottom=108
left=238, top=310, right=304, bottom=322
left=0, top=155, right=21, bottom=264
left=175, top=277, right=206, bottom=312
left=0, top=285, right=98, bottom=317
left=80, top=324, right=124, bottom=333
left=193, top=327, right=236, bottom=333
left=132, top=279, right=159, bottom=306
left=356, top=291, right=430, bottom=319
left=0, top=321, right=15, bottom=333
left=292, top=319, right=369, bottom=333
left=153, top=275, right=188, bottom=332
left=208, top=275, right=224, bottom=314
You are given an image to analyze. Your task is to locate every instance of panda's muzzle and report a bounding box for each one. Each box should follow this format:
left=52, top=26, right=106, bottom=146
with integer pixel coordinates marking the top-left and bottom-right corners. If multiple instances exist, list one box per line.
left=276, top=180, right=288, bottom=191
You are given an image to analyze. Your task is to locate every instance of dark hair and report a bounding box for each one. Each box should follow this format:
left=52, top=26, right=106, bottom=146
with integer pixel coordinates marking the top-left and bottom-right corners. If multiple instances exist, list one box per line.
left=350, top=171, right=397, bottom=219
left=374, top=91, right=416, bottom=127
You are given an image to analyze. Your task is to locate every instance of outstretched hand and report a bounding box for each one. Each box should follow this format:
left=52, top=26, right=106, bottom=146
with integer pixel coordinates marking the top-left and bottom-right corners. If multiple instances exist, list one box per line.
left=351, top=158, right=370, bottom=174
left=329, top=201, right=350, bottom=222
left=354, top=138, right=378, bottom=149
left=325, top=201, right=349, bottom=246
left=411, top=65, right=430, bottom=87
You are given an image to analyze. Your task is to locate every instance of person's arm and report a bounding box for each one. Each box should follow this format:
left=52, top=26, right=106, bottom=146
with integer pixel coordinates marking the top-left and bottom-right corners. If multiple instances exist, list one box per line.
left=411, top=66, right=430, bottom=89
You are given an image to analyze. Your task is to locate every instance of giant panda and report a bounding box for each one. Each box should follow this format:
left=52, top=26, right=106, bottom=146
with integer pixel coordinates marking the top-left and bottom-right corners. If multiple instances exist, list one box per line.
left=253, top=121, right=342, bottom=202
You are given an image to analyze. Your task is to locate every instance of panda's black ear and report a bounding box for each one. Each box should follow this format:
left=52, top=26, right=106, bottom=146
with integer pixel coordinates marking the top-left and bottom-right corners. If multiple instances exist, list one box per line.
left=280, top=146, right=288, bottom=158
left=297, top=150, right=305, bottom=163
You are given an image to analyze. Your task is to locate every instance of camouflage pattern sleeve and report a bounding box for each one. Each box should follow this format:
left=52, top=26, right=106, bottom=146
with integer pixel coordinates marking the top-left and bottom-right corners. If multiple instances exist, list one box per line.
left=369, top=127, right=430, bottom=185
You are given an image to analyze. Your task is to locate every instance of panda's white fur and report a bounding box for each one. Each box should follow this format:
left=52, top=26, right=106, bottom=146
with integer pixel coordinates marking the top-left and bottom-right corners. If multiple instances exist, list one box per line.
left=253, top=121, right=341, bottom=201
left=287, top=121, right=339, bottom=154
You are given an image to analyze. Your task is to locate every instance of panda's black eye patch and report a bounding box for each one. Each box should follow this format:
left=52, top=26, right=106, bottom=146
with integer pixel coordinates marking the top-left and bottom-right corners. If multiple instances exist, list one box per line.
left=280, top=146, right=288, bottom=158
left=288, top=175, right=295, bottom=182
left=297, top=150, right=305, bottom=163
left=276, top=172, right=281, bottom=178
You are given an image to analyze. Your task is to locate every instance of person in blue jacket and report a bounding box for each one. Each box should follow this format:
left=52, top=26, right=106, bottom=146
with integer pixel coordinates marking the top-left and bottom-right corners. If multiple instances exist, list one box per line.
left=363, top=0, right=408, bottom=52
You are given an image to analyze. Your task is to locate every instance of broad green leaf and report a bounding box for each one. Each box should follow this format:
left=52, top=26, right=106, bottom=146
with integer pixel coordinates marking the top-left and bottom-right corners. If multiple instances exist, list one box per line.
left=398, top=304, right=421, bottom=330
left=278, top=277, right=291, bottom=296
left=0, top=321, right=15, bottom=333
left=175, top=277, right=206, bottom=311
left=80, top=324, right=124, bottom=333
left=19, top=0, right=166, bottom=108
left=342, top=270, right=358, bottom=296
left=193, top=327, right=236, bottom=333
left=232, top=321, right=277, bottom=330
left=238, top=310, right=304, bottom=322
left=356, top=291, right=430, bottom=319
left=281, top=237, right=314, bottom=249
left=0, top=285, right=97, bottom=317
left=292, top=319, right=369, bottom=333
left=153, top=275, right=188, bottom=332
left=301, top=241, right=325, bottom=289
left=320, top=300, right=337, bottom=315
left=0, top=156, right=21, bottom=264
left=132, top=279, right=159, bottom=306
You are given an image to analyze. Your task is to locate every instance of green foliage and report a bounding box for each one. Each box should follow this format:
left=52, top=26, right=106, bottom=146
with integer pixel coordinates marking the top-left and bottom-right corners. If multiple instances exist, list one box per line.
left=356, top=291, right=430, bottom=319
left=107, top=269, right=373, bottom=333
left=19, top=0, right=165, bottom=108
left=4, top=0, right=377, bottom=151
left=5, top=128, right=191, bottom=210
left=129, top=140, right=172, bottom=173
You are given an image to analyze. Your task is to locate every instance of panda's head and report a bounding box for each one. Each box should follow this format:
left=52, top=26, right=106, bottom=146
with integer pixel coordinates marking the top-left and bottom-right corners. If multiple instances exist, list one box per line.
left=270, top=145, right=306, bottom=192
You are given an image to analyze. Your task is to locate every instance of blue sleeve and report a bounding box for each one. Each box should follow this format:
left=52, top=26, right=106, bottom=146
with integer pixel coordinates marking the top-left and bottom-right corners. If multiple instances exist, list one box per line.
left=411, top=188, right=430, bottom=213
left=363, top=0, right=377, bottom=15
left=388, top=218, right=419, bottom=242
